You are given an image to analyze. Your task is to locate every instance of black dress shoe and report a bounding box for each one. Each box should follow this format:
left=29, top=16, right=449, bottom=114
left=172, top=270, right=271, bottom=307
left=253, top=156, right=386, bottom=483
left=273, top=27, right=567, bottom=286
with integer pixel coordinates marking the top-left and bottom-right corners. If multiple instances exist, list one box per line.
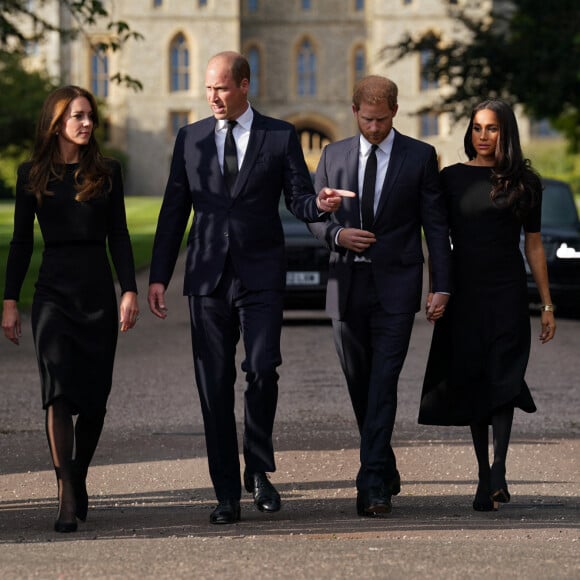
left=356, top=487, right=392, bottom=517
left=210, top=499, right=241, bottom=524
left=244, top=470, right=281, bottom=512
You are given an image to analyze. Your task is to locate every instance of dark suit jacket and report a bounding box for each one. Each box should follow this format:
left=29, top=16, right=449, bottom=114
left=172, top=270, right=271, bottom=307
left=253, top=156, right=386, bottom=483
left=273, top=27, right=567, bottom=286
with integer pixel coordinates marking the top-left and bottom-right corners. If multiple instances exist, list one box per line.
left=150, top=109, right=320, bottom=295
left=309, top=130, right=451, bottom=319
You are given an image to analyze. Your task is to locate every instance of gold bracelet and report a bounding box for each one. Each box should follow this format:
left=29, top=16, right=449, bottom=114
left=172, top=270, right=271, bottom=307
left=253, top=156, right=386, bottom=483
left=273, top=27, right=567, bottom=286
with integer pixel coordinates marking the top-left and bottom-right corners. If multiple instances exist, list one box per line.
left=541, top=304, right=554, bottom=312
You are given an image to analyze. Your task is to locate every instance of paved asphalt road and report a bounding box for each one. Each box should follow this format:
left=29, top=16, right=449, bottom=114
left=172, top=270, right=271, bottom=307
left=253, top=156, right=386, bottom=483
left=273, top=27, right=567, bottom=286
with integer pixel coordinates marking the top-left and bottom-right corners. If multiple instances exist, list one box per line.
left=0, top=254, right=578, bottom=579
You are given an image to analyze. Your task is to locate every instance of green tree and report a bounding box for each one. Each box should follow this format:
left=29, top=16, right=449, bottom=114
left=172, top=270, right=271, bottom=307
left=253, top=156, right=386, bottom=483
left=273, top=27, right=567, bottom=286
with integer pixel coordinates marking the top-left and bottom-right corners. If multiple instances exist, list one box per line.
left=0, top=0, right=143, bottom=90
left=0, top=52, right=54, bottom=150
left=382, top=0, right=580, bottom=151
left=0, top=2, right=142, bottom=194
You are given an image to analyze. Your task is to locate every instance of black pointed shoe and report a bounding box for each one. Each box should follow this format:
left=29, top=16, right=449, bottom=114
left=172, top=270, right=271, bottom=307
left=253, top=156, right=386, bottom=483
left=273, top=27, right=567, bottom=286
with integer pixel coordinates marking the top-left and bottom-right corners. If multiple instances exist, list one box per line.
left=473, top=480, right=497, bottom=512
left=243, top=470, right=281, bottom=512
left=209, top=499, right=241, bottom=524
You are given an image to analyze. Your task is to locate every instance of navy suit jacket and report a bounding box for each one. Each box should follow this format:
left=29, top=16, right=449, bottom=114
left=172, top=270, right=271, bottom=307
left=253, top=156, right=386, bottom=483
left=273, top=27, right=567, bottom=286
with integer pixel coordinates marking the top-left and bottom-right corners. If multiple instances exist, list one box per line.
left=150, top=109, right=321, bottom=295
left=309, top=130, right=451, bottom=319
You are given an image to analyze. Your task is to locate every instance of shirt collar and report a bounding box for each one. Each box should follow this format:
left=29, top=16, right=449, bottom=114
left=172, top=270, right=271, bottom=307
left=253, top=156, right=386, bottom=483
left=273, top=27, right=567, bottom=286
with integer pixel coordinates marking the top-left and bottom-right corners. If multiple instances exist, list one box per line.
left=216, top=103, right=253, bottom=132
left=359, top=128, right=395, bottom=156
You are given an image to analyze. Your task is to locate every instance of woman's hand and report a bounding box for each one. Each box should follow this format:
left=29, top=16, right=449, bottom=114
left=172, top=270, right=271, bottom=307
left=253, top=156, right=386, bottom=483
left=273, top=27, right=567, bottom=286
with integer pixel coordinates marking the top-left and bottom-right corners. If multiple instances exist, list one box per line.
left=539, top=310, right=556, bottom=344
left=425, top=292, right=449, bottom=323
left=119, top=291, right=139, bottom=332
left=2, top=300, right=21, bottom=345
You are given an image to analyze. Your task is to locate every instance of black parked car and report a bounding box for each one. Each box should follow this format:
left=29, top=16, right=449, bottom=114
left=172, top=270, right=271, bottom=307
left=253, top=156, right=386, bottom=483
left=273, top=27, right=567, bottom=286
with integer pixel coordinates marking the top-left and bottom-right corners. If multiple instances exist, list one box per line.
left=521, top=178, right=580, bottom=313
left=280, top=197, right=329, bottom=309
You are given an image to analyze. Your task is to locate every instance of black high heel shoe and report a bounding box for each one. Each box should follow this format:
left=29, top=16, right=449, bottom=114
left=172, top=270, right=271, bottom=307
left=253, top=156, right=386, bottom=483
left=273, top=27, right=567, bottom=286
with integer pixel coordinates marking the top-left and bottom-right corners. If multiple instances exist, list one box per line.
left=473, top=481, right=497, bottom=512
left=490, top=465, right=511, bottom=504
left=54, top=473, right=78, bottom=533
left=54, top=509, right=78, bottom=533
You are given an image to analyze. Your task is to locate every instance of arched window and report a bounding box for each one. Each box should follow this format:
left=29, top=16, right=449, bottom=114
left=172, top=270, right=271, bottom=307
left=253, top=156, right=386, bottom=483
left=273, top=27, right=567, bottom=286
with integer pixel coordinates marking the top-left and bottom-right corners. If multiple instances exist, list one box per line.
left=170, top=33, right=190, bottom=92
left=420, top=49, right=438, bottom=91
left=297, top=39, right=316, bottom=97
left=247, top=46, right=261, bottom=98
left=91, top=49, right=109, bottom=98
left=354, top=46, right=366, bottom=83
left=420, top=112, right=439, bottom=137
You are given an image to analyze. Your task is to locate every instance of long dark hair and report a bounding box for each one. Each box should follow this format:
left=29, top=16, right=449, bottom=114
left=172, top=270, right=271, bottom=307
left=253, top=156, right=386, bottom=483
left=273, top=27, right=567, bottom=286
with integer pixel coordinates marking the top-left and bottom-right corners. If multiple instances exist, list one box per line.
left=27, top=85, right=111, bottom=204
left=463, top=99, right=541, bottom=218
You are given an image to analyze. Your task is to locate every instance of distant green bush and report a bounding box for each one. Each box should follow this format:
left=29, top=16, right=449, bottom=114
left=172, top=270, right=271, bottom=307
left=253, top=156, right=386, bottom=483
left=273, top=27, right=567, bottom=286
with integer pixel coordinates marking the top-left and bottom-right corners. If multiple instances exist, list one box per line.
left=526, top=139, right=580, bottom=198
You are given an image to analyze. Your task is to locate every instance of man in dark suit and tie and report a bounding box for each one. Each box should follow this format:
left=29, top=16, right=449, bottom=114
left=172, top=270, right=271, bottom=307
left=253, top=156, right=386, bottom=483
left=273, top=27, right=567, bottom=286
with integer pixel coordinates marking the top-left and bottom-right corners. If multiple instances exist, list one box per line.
left=309, top=75, right=451, bottom=517
left=148, top=51, right=349, bottom=524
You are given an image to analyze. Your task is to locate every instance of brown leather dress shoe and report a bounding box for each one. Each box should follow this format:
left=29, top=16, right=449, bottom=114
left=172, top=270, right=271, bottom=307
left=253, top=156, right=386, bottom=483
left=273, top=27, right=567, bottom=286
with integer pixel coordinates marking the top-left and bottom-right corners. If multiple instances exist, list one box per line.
left=356, top=487, right=392, bottom=517
left=244, top=470, right=281, bottom=512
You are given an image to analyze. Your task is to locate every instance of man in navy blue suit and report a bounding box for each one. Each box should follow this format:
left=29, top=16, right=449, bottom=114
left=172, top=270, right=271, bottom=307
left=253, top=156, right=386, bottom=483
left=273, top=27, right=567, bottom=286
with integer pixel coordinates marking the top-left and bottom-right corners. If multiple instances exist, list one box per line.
left=148, top=51, right=350, bottom=524
left=309, top=75, right=451, bottom=517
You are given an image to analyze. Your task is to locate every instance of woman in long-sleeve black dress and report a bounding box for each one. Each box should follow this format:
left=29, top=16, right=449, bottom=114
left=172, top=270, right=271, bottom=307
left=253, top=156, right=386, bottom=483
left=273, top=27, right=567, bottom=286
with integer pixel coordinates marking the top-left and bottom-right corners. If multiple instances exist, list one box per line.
left=420, top=99, right=556, bottom=512
left=2, top=86, right=139, bottom=532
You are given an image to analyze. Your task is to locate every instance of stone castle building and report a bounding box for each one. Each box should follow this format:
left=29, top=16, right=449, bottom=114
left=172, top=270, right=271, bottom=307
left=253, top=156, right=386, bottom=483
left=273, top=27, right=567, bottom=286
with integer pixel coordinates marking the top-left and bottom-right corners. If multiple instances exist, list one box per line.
left=20, top=0, right=533, bottom=196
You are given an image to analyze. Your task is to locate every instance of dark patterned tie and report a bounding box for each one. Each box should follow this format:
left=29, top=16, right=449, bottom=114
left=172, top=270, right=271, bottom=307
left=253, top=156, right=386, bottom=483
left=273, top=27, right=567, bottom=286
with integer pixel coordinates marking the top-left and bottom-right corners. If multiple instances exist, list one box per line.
left=361, top=144, right=378, bottom=231
left=223, top=120, right=238, bottom=193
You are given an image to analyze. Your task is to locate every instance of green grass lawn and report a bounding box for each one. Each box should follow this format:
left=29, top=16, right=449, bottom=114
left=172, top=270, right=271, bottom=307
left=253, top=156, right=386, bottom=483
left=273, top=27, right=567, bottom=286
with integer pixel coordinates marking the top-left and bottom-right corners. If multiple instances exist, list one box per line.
left=0, top=196, right=166, bottom=310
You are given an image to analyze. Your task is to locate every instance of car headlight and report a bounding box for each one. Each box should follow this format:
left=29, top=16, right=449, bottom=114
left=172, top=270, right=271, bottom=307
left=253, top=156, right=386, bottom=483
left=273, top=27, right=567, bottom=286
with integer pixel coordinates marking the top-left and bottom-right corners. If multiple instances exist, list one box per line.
left=556, top=243, right=580, bottom=259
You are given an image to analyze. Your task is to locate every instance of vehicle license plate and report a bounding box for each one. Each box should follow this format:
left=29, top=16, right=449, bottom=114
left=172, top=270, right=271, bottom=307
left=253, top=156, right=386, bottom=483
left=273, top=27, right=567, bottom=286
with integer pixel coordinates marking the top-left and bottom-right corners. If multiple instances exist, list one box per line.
left=286, top=271, right=320, bottom=285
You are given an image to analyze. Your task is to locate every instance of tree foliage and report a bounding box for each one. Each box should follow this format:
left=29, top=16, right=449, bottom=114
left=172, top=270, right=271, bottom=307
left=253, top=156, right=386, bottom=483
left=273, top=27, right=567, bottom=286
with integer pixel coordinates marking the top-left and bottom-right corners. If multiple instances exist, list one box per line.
left=0, top=1, right=143, bottom=192
left=0, top=51, right=55, bottom=150
left=0, top=0, right=143, bottom=91
left=382, top=0, right=580, bottom=151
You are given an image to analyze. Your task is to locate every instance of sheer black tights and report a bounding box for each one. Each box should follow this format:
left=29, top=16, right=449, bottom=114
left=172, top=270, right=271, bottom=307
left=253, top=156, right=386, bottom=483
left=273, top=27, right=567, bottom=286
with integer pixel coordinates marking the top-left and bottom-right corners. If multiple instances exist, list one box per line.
left=470, top=405, right=514, bottom=488
left=45, top=398, right=106, bottom=522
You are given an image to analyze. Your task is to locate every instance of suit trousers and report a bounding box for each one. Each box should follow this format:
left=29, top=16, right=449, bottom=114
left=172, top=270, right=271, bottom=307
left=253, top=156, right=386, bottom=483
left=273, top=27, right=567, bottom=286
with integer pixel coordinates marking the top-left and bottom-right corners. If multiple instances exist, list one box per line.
left=332, top=263, right=415, bottom=492
left=188, top=257, right=284, bottom=501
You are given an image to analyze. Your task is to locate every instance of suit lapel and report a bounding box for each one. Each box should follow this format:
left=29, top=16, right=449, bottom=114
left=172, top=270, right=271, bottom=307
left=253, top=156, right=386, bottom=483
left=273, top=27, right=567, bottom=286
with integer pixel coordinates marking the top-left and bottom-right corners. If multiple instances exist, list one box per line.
left=375, top=130, right=406, bottom=223
left=230, top=109, right=266, bottom=198
left=342, top=138, right=362, bottom=227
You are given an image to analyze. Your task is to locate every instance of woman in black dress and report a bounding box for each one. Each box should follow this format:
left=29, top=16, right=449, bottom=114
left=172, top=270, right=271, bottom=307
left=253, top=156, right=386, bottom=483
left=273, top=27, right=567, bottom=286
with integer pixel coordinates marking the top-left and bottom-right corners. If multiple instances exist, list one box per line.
left=2, top=86, right=139, bottom=532
left=420, top=99, right=556, bottom=511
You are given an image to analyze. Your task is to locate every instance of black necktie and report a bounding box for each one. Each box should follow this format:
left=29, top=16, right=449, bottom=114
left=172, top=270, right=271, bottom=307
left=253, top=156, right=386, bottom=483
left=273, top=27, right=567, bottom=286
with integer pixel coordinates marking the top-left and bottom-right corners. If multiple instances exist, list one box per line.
left=361, top=144, right=378, bottom=231
left=223, top=120, right=238, bottom=193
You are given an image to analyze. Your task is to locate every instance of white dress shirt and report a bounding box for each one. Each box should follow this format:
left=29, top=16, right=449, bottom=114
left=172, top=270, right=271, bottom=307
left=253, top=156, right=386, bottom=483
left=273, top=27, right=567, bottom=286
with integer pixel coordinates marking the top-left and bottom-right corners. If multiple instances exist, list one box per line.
left=214, top=104, right=254, bottom=173
left=335, top=130, right=395, bottom=253
left=357, top=129, right=395, bottom=221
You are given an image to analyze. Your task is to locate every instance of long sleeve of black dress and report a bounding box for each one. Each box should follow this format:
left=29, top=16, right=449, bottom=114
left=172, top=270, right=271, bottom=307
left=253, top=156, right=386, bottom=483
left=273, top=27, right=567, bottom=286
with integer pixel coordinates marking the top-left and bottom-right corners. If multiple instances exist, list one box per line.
left=3, top=159, right=137, bottom=301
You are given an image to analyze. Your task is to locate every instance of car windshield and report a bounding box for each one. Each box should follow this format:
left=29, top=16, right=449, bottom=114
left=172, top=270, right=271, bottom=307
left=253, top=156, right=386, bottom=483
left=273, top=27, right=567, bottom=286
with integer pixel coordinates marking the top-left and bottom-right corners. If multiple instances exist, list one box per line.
left=542, top=181, right=579, bottom=227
